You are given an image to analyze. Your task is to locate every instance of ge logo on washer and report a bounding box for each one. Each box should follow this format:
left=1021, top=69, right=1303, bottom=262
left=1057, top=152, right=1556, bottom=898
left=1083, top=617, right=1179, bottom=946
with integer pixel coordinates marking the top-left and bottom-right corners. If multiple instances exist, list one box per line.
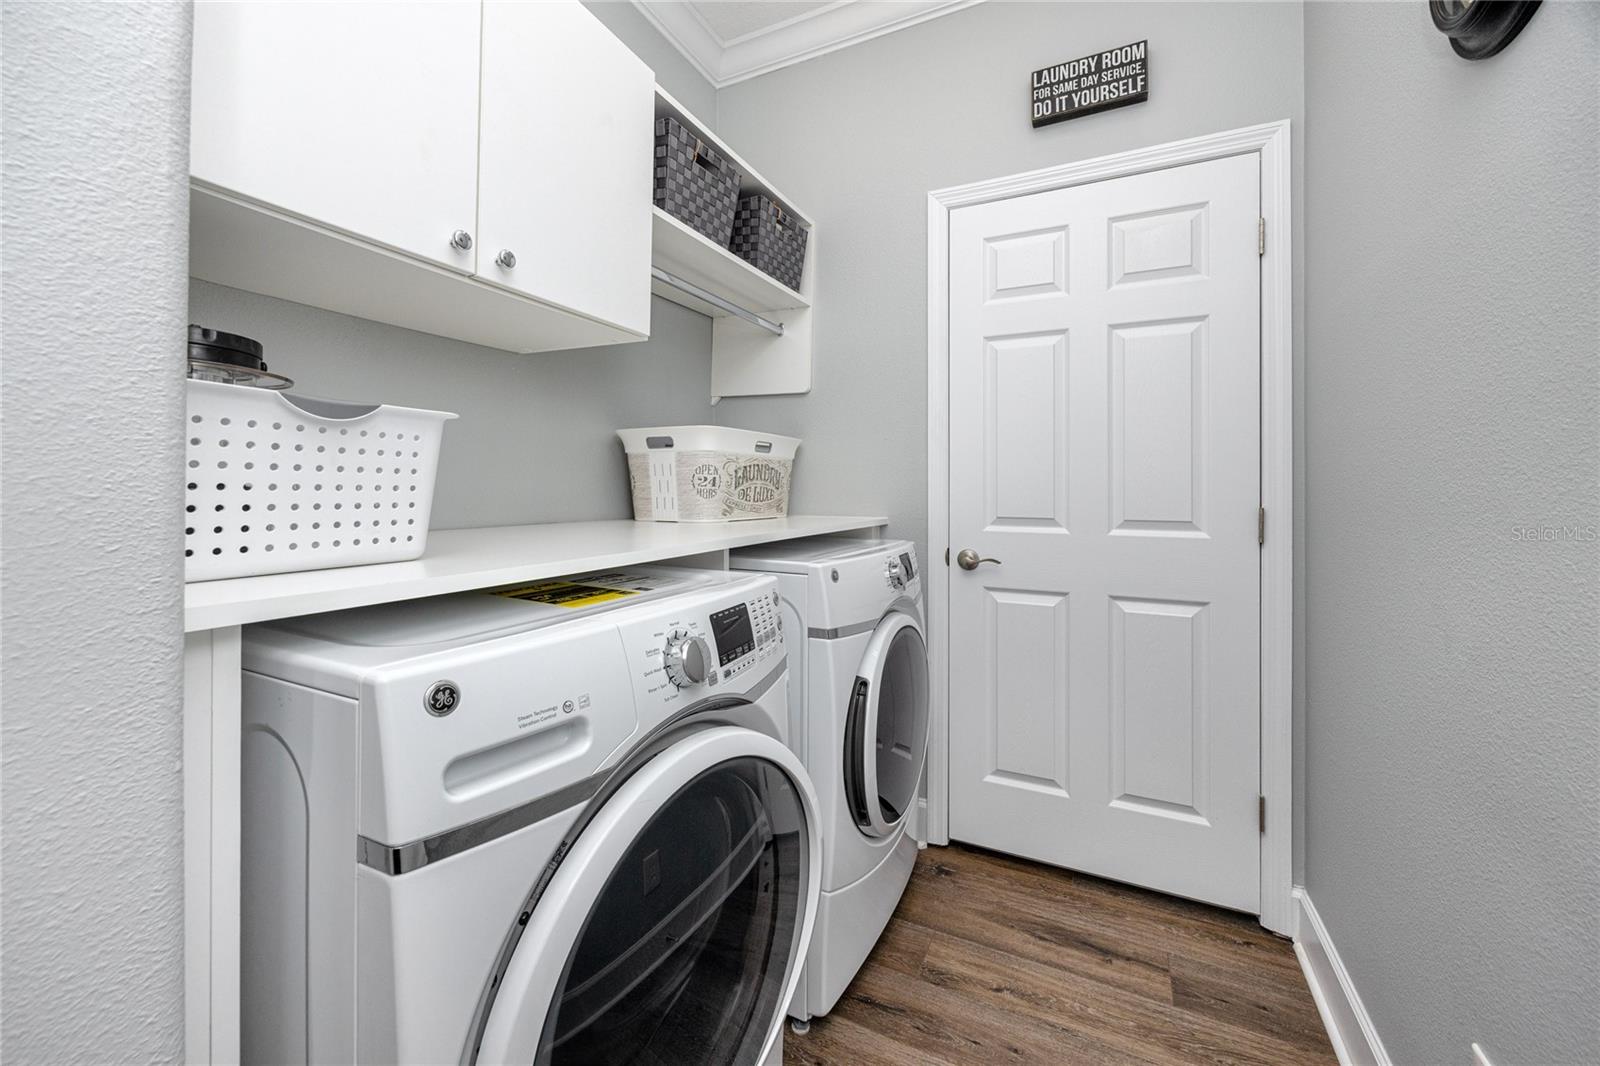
left=424, top=681, right=461, bottom=717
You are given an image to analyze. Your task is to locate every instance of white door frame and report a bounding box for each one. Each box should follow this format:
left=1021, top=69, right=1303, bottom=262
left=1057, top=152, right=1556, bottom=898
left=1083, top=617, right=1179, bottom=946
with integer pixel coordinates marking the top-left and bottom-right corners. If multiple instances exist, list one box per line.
left=924, top=120, right=1294, bottom=935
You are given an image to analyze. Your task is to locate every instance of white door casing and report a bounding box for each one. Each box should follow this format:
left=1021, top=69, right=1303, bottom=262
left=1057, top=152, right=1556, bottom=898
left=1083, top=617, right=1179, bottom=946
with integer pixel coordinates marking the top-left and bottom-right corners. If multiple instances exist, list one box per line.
left=190, top=1, right=483, bottom=274
left=945, top=152, right=1263, bottom=912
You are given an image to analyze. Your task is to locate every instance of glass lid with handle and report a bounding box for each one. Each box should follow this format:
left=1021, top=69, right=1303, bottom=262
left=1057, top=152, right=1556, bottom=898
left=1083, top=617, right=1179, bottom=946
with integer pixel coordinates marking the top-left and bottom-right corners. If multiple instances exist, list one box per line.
left=844, top=611, right=930, bottom=840
left=466, top=727, right=820, bottom=1066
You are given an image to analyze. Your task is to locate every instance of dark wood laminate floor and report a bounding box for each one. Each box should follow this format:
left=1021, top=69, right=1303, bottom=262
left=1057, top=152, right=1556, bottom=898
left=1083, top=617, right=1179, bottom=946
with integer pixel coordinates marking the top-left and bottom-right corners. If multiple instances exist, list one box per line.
left=784, top=844, right=1336, bottom=1066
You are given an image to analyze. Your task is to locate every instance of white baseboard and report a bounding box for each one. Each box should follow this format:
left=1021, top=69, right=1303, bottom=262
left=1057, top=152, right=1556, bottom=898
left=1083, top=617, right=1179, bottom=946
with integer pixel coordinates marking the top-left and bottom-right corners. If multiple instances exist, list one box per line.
left=1293, top=888, right=1392, bottom=1066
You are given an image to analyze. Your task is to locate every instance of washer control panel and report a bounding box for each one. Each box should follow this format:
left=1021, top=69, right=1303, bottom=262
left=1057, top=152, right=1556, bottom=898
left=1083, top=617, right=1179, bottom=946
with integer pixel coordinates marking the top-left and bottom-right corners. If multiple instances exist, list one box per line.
left=716, top=589, right=782, bottom=684
left=625, top=582, right=785, bottom=706
left=662, top=630, right=711, bottom=688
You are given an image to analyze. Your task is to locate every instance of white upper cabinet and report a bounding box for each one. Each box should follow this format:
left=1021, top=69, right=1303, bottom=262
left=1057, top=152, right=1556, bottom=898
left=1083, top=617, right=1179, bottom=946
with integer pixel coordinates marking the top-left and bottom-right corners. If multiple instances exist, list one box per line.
left=188, top=0, right=651, bottom=353
left=477, top=2, right=652, bottom=336
left=190, top=1, right=483, bottom=274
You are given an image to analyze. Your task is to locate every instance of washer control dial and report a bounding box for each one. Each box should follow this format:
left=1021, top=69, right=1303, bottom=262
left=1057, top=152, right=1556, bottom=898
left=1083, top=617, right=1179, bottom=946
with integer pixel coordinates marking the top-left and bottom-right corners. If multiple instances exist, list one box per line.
left=663, top=631, right=710, bottom=688
left=885, top=557, right=906, bottom=590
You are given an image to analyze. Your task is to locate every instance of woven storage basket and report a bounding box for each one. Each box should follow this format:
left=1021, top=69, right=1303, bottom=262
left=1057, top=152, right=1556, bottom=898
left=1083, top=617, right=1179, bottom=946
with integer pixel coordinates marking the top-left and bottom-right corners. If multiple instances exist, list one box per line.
left=653, top=116, right=741, bottom=246
left=729, top=195, right=808, bottom=292
left=619, top=426, right=800, bottom=523
left=185, top=379, right=456, bottom=581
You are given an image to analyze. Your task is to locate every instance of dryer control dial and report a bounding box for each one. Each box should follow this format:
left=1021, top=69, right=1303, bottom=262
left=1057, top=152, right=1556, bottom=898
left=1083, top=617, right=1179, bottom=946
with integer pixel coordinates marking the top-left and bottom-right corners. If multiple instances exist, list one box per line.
left=663, top=632, right=710, bottom=688
left=885, top=557, right=906, bottom=590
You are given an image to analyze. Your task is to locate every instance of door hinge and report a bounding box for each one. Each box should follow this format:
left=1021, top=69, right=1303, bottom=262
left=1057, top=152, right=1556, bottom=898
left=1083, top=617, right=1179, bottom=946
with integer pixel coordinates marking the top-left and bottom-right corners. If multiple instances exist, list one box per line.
left=1259, top=795, right=1267, bottom=834
left=944, top=547, right=950, bottom=567
left=1258, top=506, right=1266, bottom=546
left=1258, top=217, right=1266, bottom=256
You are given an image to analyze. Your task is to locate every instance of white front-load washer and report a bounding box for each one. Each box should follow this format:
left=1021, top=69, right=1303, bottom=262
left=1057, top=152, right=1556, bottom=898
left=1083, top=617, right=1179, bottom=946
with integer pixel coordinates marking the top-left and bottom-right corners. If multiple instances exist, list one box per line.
left=730, top=538, right=930, bottom=1025
left=239, top=567, right=819, bottom=1066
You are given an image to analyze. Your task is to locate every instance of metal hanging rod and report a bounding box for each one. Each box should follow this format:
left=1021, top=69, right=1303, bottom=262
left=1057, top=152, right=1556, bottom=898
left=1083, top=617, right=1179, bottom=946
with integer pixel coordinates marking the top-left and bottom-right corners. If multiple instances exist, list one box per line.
left=651, top=267, right=785, bottom=337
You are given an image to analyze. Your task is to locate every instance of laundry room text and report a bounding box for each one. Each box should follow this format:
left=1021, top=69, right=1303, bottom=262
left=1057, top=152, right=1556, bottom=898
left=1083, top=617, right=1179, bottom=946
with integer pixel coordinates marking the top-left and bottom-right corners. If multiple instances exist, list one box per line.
left=1031, top=40, right=1149, bottom=127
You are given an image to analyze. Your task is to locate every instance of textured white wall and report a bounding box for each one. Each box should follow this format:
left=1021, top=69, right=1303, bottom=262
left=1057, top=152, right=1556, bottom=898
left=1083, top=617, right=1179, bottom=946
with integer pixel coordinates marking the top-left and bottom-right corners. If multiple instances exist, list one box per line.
left=1, top=3, right=193, bottom=1061
left=1303, top=4, right=1599, bottom=1063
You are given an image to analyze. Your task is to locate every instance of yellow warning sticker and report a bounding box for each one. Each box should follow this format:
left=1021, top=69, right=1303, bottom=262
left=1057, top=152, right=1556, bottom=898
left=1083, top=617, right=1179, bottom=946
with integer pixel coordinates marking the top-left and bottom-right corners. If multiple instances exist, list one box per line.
left=491, top=580, right=641, bottom=608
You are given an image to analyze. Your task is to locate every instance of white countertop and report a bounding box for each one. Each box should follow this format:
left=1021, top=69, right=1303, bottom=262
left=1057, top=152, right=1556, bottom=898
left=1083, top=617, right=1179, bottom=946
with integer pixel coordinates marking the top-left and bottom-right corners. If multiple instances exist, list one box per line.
left=184, top=515, right=888, bottom=631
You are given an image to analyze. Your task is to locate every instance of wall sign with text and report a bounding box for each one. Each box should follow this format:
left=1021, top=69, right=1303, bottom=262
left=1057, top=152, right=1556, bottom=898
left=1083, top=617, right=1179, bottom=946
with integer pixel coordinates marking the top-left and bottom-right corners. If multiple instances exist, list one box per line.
left=1031, top=40, right=1148, bottom=127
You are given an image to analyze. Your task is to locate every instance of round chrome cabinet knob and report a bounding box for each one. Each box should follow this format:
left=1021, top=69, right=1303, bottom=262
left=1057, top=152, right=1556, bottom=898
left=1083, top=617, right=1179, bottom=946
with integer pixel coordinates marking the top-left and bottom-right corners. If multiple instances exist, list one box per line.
left=663, top=634, right=710, bottom=688
left=495, top=249, right=517, bottom=269
left=449, top=229, right=474, bottom=251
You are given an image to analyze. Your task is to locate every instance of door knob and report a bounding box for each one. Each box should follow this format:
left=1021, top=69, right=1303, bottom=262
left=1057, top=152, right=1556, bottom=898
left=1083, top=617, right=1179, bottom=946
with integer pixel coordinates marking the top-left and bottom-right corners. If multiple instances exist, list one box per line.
left=955, top=549, right=1001, bottom=571
left=449, top=229, right=473, bottom=251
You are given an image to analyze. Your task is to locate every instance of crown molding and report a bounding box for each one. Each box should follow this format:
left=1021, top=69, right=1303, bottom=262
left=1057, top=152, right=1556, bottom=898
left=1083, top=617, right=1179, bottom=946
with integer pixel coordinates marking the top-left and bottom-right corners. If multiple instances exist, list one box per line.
left=633, top=0, right=983, bottom=88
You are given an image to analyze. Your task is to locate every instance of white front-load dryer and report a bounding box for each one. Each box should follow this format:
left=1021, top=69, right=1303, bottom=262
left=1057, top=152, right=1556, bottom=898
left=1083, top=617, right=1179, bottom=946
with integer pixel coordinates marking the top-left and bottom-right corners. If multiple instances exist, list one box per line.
left=240, top=568, right=818, bottom=1065
left=730, top=538, right=930, bottom=1025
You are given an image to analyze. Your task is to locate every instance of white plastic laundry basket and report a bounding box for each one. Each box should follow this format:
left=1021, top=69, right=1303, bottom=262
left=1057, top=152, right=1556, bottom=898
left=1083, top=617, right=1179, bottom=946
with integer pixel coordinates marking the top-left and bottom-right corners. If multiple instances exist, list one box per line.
left=618, top=425, right=799, bottom=522
left=185, top=379, right=457, bottom=582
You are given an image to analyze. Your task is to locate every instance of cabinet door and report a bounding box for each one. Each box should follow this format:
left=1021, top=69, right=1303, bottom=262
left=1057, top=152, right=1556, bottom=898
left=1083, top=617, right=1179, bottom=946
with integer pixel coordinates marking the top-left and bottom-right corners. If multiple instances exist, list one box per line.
left=477, top=1, right=653, bottom=335
left=191, top=1, right=482, bottom=274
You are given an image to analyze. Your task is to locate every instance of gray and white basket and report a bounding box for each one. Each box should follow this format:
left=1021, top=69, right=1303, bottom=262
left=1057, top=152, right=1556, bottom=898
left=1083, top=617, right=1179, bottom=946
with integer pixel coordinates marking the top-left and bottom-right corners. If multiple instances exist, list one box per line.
left=729, top=194, right=808, bottom=292
left=654, top=116, right=742, bottom=246
left=185, top=379, right=456, bottom=581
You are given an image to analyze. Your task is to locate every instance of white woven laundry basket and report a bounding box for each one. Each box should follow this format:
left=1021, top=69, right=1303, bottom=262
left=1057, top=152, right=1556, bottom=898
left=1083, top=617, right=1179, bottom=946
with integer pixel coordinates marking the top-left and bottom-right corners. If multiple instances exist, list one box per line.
left=185, top=380, right=457, bottom=582
left=618, top=425, right=799, bottom=522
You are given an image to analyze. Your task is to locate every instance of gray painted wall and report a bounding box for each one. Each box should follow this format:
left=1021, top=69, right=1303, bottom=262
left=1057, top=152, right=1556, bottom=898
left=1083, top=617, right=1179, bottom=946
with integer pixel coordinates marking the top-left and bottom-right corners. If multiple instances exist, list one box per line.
left=1, top=3, right=193, bottom=1061
left=710, top=0, right=1308, bottom=871
left=190, top=284, right=714, bottom=528
left=1302, top=4, right=1599, bottom=1064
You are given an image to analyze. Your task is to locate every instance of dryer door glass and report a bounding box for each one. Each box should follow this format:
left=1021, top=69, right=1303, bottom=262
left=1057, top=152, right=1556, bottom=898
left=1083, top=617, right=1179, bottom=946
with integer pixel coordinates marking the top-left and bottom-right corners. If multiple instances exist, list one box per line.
left=536, top=755, right=804, bottom=1064
left=467, top=727, right=815, bottom=1066
left=845, top=613, right=930, bottom=839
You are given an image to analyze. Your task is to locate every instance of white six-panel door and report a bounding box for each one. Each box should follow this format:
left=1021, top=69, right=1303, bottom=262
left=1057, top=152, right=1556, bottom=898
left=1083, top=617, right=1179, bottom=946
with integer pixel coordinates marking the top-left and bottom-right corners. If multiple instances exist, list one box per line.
left=947, top=153, right=1262, bottom=911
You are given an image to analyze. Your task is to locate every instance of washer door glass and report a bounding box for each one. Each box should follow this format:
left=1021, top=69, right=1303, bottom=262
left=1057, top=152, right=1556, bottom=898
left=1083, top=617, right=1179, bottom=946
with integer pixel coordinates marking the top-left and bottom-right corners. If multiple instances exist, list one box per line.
left=469, top=727, right=816, bottom=1066
left=844, top=612, right=930, bottom=839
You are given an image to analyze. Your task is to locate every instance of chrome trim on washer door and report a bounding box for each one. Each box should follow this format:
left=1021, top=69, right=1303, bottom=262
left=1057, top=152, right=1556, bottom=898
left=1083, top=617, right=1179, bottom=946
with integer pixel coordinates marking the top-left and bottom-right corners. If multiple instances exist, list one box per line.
left=355, top=660, right=787, bottom=876
left=357, top=773, right=606, bottom=875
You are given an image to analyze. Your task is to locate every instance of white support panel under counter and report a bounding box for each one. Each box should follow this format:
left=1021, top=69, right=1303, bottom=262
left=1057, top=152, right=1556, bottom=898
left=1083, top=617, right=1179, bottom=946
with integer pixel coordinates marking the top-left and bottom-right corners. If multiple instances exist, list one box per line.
left=184, top=626, right=242, bottom=1066
left=184, top=516, right=887, bottom=632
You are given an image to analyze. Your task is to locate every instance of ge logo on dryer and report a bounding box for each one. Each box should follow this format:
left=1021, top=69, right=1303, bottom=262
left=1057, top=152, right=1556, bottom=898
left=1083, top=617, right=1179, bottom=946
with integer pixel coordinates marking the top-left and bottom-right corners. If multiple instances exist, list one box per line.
left=424, top=681, right=461, bottom=717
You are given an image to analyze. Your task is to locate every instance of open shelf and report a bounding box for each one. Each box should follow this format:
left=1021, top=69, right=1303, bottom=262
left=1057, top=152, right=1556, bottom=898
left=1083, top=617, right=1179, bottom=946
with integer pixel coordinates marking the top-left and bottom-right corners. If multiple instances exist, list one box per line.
left=184, top=515, right=886, bottom=631
left=652, top=207, right=809, bottom=318
left=653, top=88, right=814, bottom=228
left=650, top=86, right=817, bottom=402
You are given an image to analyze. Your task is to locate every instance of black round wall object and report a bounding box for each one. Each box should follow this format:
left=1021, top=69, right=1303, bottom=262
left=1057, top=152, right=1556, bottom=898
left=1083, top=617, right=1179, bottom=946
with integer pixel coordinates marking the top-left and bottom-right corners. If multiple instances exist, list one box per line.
left=188, top=324, right=266, bottom=370
left=1430, top=0, right=1541, bottom=60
